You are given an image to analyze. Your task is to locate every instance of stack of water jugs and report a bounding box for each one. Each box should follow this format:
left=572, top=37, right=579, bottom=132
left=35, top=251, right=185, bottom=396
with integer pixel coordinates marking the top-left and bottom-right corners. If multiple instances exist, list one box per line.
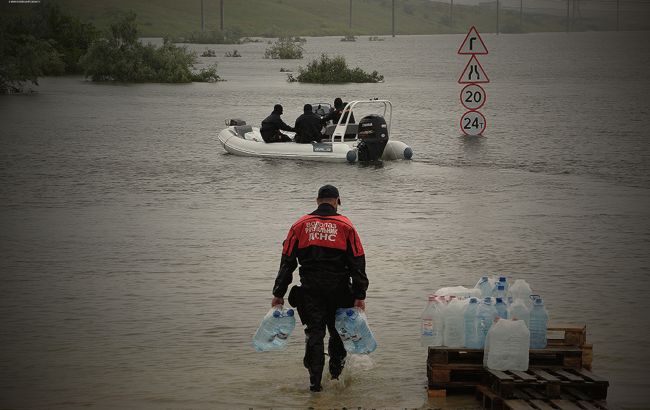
left=421, top=276, right=549, bottom=370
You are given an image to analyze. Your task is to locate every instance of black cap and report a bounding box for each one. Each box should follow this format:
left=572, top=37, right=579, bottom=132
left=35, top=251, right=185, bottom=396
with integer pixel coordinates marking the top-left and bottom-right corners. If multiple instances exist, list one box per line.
left=273, top=104, right=283, bottom=114
left=317, top=184, right=339, bottom=199
left=304, top=104, right=312, bottom=113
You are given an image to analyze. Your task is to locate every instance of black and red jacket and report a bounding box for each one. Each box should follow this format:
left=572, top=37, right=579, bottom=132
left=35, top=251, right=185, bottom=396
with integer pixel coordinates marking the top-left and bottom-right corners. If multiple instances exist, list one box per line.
left=272, top=203, right=368, bottom=300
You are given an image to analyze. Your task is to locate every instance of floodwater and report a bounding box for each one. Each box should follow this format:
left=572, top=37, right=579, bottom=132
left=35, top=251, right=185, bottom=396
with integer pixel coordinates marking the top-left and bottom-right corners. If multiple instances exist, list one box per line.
left=1, top=32, right=649, bottom=410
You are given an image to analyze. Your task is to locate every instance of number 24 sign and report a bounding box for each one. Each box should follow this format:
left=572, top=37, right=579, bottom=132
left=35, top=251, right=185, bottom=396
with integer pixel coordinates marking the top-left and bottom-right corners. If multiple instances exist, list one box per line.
left=460, top=110, right=487, bottom=136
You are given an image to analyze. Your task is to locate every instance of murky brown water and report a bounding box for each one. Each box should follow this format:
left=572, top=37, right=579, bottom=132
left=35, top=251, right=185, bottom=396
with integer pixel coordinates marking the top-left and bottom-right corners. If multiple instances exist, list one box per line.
left=1, top=32, right=649, bottom=409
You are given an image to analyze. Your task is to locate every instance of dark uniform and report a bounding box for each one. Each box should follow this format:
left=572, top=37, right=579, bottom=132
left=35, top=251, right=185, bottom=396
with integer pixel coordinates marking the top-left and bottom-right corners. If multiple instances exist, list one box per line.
left=294, top=111, right=325, bottom=144
left=272, top=194, right=368, bottom=392
left=260, top=105, right=294, bottom=143
left=323, top=100, right=355, bottom=125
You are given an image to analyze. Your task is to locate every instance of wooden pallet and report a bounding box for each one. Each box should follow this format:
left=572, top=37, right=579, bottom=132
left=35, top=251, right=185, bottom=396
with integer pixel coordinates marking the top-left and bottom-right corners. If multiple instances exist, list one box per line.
left=487, top=367, right=609, bottom=400
left=476, top=385, right=618, bottom=410
left=427, top=324, right=592, bottom=397
left=428, top=346, right=584, bottom=371
left=547, top=325, right=587, bottom=347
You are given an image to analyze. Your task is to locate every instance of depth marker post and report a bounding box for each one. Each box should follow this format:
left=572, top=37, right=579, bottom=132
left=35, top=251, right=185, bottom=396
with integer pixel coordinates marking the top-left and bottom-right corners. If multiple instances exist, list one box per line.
left=458, top=26, right=489, bottom=136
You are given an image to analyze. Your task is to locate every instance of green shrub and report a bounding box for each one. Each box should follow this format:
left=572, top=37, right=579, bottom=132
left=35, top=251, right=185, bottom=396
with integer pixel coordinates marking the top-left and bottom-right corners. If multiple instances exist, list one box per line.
left=264, top=37, right=303, bottom=59
left=295, top=54, right=383, bottom=84
left=192, top=64, right=222, bottom=82
left=0, top=32, right=64, bottom=93
left=80, top=13, right=220, bottom=83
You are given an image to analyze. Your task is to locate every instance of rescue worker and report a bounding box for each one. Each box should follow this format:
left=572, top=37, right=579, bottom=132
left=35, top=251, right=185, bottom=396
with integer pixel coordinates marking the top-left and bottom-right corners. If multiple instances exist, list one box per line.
left=294, top=104, right=325, bottom=144
left=270, top=185, right=368, bottom=392
left=323, top=97, right=355, bottom=125
left=260, top=104, right=295, bottom=143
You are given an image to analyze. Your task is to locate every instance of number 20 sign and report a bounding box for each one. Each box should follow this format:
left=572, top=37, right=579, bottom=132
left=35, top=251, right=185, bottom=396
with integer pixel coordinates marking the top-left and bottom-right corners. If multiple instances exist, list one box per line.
left=460, top=84, right=486, bottom=110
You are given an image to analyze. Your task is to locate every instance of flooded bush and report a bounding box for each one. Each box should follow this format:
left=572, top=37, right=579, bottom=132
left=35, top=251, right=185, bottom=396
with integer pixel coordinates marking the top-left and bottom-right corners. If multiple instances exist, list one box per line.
left=201, top=49, right=217, bottom=57
left=295, top=54, right=383, bottom=84
left=80, top=13, right=220, bottom=83
left=191, top=64, right=222, bottom=82
left=224, top=49, right=241, bottom=57
left=264, top=37, right=304, bottom=59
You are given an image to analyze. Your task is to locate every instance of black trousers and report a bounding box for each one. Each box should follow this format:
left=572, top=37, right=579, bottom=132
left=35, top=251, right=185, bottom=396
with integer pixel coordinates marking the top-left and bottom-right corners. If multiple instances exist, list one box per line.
left=296, top=288, right=352, bottom=385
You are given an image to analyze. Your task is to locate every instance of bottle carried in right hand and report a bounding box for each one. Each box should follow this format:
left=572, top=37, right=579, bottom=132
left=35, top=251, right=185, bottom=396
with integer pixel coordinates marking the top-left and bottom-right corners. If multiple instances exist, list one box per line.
left=252, top=306, right=296, bottom=352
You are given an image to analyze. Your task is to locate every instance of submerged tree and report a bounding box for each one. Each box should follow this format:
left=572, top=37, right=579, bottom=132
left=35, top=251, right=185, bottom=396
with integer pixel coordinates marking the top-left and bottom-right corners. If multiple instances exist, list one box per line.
left=0, top=3, right=97, bottom=93
left=80, top=13, right=220, bottom=83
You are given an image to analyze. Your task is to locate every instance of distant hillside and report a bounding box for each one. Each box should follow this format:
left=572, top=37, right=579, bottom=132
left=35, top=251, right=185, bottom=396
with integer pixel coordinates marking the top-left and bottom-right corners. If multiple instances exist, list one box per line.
left=5, top=0, right=648, bottom=38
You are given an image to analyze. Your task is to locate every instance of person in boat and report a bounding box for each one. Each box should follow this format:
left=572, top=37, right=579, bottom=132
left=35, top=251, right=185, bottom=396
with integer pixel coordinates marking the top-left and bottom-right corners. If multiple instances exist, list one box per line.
left=294, top=104, right=326, bottom=144
left=260, top=104, right=295, bottom=143
left=323, top=98, right=355, bottom=125
left=270, top=185, right=369, bottom=392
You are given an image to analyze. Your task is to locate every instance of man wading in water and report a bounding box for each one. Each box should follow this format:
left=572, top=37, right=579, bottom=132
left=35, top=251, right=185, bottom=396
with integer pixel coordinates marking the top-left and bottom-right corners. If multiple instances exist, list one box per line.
left=270, top=185, right=369, bottom=392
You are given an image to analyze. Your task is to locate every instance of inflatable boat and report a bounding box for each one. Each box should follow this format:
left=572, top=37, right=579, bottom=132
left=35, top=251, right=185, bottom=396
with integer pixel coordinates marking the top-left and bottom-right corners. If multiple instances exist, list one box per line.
left=217, top=100, right=413, bottom=163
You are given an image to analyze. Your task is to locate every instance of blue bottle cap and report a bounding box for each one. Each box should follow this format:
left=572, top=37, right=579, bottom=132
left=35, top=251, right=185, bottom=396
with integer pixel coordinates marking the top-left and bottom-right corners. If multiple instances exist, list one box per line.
left=499, top=276, right=506, bottom=282
left=286, top=309, right=294, bottom=317
left=346, top=309, right=355, bottom=317
left=272, top=310, right=282, bottom=318
left=497, top=284, right=505, bottom=290
left=534, top=298, right=544, bottom=305
left=469, top=297, right=478, bottom=303
left=496, top=297, right=503, bottom=303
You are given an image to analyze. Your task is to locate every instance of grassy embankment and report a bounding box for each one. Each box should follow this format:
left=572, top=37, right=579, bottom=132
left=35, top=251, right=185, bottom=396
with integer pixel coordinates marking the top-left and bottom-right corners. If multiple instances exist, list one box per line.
left=40, top=0, right=578, bottom=38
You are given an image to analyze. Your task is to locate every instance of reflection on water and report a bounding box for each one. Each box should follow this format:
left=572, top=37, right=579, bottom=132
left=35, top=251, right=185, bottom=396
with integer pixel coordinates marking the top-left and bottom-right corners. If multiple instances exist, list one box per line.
left=1, top=32, right=650, bottom=410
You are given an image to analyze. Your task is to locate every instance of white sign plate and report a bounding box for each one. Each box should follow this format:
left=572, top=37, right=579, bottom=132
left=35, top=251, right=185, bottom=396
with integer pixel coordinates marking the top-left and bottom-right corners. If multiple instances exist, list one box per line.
left=458, top=55, right=490, bottom=84
left=460, top=110, right=487, bottom=136
left=460, top=84, right=486, bottom=110
left=458, top=26, right=488, bottom=55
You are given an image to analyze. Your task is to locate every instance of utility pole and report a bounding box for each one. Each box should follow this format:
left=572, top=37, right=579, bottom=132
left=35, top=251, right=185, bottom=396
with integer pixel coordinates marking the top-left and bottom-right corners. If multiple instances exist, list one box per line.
left=392, top=0, right=395, bottom=37
left=450, top=0, right=454, bottom=28
left=220, top=0, right=224, bottom=31
left=496, top=0, right=500, bottom=34
left=520, top=0, right=523, bottom=30
left=616, top=0, right=620, bottom=31
left=201, top=0, right=205, bottom=31
left=349, top=0, right=352, bottom=30
left=566, top=0, right=570, bottom=32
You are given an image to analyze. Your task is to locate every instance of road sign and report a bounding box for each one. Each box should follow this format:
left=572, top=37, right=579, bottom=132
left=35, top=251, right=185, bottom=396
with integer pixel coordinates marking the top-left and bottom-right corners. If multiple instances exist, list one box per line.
left=460, top=84, right=486, bottom=110
left=460, top=110, right=487, bottom=136
left=458, top=26, right=488, bottom=55
left=459, top=55, right=489, bottom=84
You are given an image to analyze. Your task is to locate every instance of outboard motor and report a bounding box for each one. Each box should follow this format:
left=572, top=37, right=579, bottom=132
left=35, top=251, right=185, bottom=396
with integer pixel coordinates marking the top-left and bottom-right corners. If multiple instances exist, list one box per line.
left=357, top=114, right=389, bottom=161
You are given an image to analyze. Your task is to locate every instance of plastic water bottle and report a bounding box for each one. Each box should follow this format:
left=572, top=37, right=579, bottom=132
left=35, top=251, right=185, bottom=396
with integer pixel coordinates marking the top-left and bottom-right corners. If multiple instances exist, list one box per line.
left=508, top=279, right=533, bottom=307
left=498, top=276, right=509, bottom=293
left=495, top=297, right=508, bottom=319
left=335, top=307, right=377, bottom=354
left=529, top=297, right=549, bottom=348
left=421, top=295, right=444, bottom=347
left=477, top=297, right=498, bottom=348
left=475, top=276, right=493, bottom=298
left=464, top=297, right=481, bottom=348
left=494, top=284, right=506, bottom=299
left=508, top=299, right=530, bottom=328
left=443, top=298, right=466, bottom=347
left=253, top=306, right=296, bottom=352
